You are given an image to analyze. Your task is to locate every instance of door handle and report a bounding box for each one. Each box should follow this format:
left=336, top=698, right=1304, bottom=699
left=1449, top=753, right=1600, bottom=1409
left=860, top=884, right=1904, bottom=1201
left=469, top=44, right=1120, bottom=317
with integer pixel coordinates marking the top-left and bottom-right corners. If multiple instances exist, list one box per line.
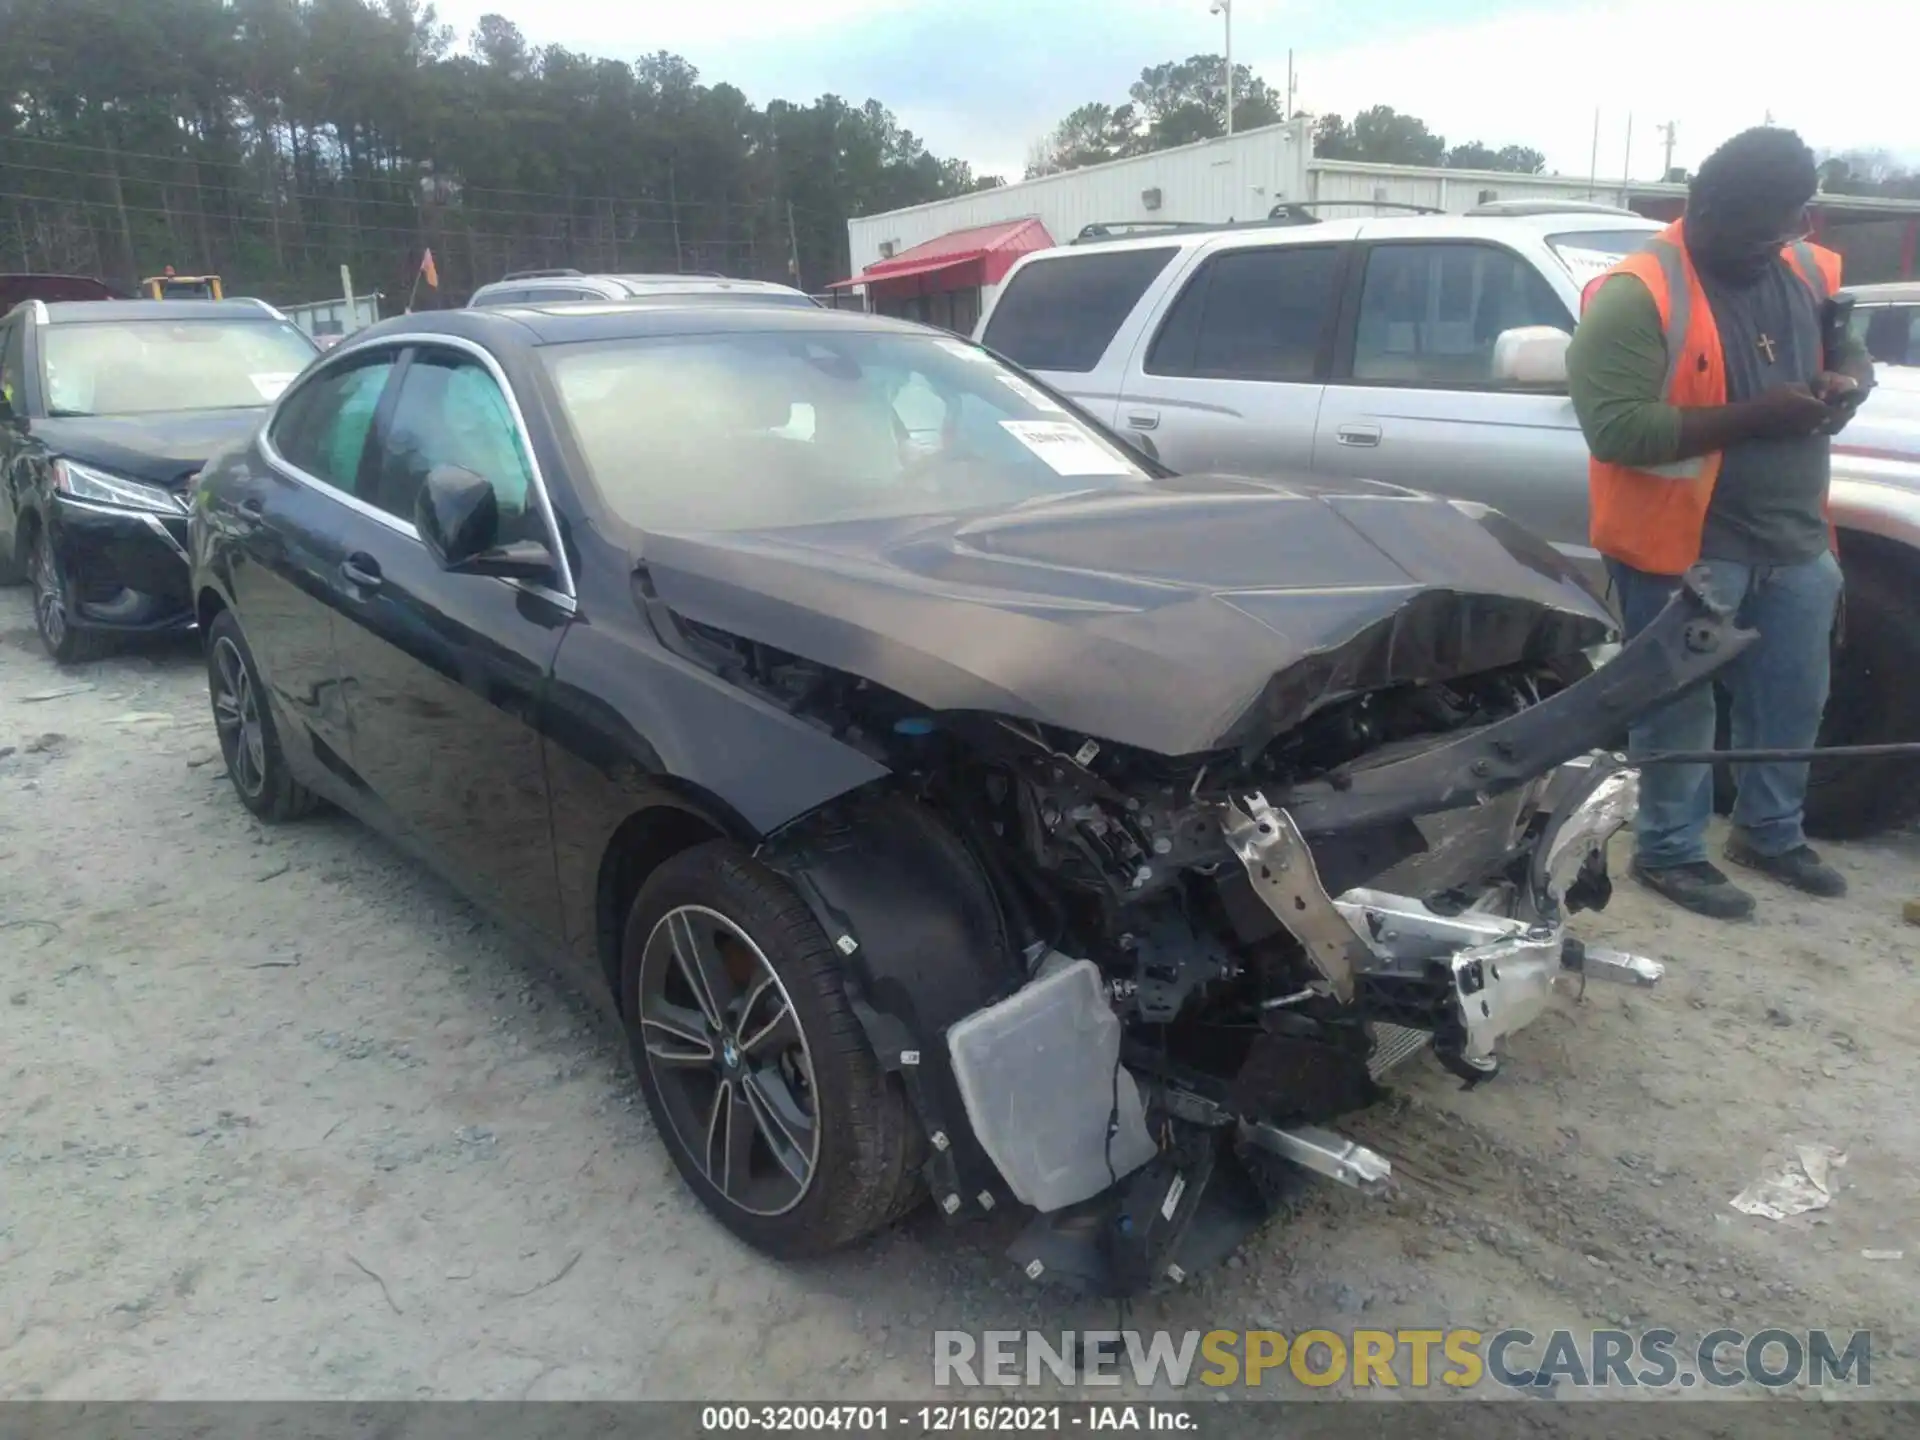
left=1125, top=410, right=1160, bottom=431
left=340, top=554, right=383, bottom=591
left=1335, top=423, right=1382, bottom=448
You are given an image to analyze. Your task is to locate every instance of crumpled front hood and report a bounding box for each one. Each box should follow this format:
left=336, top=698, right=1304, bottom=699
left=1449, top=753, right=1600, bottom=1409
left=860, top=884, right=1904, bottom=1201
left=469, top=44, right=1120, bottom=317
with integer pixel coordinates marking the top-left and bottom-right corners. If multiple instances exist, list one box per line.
left=640, top=473, right=1617, bottom=759
left=32, top=408, right=265, bottom=487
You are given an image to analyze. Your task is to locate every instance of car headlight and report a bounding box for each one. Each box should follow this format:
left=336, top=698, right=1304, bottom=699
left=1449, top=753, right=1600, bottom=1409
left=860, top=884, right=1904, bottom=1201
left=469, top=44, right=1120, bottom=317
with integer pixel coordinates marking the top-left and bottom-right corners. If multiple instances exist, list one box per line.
left=52, top=458, right=188, bottom=515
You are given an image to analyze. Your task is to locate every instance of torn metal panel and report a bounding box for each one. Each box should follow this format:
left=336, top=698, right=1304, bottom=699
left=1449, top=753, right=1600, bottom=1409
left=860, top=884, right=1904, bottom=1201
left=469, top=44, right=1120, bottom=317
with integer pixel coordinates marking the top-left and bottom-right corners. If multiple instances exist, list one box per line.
left=1274, top=572, right=1753, bottom=837
left=1218, top=794, right=1370, bottom=1003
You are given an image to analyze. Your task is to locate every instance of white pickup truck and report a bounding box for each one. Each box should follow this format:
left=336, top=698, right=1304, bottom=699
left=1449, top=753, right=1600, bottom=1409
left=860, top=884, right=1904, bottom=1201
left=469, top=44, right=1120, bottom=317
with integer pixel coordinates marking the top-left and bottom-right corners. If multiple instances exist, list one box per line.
left=975, top=201, right=1920, bottom=838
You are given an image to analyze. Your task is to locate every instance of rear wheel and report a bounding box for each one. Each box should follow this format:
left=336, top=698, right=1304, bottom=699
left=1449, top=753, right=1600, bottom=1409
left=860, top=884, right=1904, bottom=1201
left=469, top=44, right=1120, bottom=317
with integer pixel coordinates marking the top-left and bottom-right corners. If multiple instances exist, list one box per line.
left=621, top=841, right=923, bottom=1258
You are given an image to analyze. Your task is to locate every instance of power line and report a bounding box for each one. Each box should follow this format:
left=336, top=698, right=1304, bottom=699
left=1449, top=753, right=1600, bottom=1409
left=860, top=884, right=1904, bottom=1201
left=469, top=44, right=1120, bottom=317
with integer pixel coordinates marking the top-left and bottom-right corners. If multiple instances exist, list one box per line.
left=0, top=131, right=846, bottom=219
left=0, top=153, right=827, bottom=226
left=0, top=190, right=784, bottom=258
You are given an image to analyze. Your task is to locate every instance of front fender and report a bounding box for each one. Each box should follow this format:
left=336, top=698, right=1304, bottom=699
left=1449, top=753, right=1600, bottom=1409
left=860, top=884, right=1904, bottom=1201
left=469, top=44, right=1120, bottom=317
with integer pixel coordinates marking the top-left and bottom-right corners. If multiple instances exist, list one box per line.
left=760, top=792, right=1024, bottom=1220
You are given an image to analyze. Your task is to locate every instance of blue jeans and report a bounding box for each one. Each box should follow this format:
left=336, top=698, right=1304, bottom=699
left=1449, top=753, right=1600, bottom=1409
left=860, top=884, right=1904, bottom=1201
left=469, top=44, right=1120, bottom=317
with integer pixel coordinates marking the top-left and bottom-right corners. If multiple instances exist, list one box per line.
left=1607, top=552, right=1842, bottom=869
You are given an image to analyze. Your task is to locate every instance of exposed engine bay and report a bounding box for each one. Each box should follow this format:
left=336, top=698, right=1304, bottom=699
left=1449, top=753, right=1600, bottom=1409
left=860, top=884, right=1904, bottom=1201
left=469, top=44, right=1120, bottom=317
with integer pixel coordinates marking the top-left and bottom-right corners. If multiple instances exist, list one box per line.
left=650, top=544, right=1752, bottom=1296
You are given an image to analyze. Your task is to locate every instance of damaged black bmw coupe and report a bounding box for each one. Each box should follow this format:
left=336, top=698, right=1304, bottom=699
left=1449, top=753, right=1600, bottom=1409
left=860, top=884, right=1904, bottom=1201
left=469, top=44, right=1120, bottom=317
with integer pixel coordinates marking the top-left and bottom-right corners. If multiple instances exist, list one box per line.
left=189, top=302, right=1748, bottom=1293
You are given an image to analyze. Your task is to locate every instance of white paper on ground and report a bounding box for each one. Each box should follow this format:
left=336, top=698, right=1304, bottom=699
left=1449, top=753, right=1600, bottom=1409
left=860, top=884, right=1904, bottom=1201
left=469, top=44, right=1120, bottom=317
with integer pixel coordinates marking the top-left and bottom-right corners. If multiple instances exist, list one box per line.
left=999, top=420, right=1134, bottom=477
left=1730, top=1143, right=1848, bottom=1220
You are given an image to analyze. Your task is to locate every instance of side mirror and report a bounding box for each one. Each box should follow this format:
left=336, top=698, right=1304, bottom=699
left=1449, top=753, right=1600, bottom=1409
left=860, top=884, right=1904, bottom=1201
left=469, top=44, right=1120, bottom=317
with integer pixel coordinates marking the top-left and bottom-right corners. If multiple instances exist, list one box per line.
left=414, top=465, right=557, bottom=582
left=416, top=465, right=499, bottom=568
left=1493, top=326, right=1572, bottom=387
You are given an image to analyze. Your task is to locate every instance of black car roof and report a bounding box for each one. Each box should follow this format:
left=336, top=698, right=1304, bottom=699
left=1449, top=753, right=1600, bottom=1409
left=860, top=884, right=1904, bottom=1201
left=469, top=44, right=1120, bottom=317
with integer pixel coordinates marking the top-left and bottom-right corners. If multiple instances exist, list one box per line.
left=42, top=299, right=284, bottom=324
left=343, top=302, right=940, bottom=349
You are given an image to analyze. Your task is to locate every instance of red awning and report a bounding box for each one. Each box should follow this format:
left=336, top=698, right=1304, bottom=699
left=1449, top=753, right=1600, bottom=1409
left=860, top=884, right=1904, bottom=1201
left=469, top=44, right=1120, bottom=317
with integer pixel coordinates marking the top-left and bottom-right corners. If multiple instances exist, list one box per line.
left=829, top=217, right=1053, bottom=292
left=825, top=252, right=972, bottom=289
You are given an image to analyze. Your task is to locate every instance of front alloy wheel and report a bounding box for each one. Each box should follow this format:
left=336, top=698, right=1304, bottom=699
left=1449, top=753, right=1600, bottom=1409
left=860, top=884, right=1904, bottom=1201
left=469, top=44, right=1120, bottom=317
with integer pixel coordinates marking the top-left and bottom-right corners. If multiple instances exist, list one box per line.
left=30, top=526, right=94, bottom=663
left=212, top=634, right=268, bottom=803
left=202, top=609, right=319, bottom=823
left=639, top=905, right=820, bottom=1216
left=621, top=841, right=925, bottom=1257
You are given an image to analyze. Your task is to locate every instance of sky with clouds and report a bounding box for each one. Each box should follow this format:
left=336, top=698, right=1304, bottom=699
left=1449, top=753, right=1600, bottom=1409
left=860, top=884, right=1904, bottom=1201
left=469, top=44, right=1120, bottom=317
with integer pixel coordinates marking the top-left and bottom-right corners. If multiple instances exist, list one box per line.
left=431, top=0, right=1916, bottom=185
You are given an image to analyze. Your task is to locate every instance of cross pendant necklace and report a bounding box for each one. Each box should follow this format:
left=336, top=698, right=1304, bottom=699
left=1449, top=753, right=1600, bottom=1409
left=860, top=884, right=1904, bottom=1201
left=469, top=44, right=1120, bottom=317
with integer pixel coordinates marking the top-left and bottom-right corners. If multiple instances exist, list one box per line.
left=1757, top=333, right=1778, bottom=364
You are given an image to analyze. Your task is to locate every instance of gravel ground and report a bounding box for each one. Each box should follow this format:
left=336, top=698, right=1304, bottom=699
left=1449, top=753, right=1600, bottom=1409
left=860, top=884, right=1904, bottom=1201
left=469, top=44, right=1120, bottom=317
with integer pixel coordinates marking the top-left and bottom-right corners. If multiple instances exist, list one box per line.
left=4, top=583, right=1919, bottom=1405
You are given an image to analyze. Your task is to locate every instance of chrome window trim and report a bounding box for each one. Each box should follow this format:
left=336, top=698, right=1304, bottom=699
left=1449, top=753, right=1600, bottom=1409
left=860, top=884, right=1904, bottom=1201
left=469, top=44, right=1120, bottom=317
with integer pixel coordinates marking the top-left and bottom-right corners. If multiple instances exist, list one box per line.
left=258, top=332, right=579, bottom=608
left=30, top=300, right=50, bottom=324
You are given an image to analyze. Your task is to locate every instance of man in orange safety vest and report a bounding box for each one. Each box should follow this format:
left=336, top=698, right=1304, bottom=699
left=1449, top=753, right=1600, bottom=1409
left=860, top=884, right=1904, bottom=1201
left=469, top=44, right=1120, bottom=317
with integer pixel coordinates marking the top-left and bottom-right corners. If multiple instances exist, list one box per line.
left=1567, top=127, right=1874, bottom=920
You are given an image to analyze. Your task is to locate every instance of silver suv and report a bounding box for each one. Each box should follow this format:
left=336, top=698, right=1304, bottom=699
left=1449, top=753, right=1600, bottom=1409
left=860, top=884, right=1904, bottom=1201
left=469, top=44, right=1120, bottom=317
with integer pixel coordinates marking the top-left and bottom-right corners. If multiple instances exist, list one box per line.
left=468, top=269, right=818, bottom=308
left=976, top=204, right=1920, bottom=838
left=1846, top=280, right=1920, bottom=369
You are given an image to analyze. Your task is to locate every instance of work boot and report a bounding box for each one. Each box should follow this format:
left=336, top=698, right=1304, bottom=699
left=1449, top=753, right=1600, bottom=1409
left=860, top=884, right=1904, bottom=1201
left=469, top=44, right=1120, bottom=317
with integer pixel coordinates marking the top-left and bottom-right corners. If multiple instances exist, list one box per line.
left=1724, top=836, right=1848, bottom=898
left=1630, top=859, right=1756, bottom=920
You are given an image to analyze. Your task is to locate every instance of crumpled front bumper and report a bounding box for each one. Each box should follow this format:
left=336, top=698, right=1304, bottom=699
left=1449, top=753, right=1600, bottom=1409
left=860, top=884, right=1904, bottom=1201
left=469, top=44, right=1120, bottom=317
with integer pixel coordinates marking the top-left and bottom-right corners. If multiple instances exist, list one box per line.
left=51, top=494, right=195, bottom=632
left=1226, top=750, right=1663, bottom=1071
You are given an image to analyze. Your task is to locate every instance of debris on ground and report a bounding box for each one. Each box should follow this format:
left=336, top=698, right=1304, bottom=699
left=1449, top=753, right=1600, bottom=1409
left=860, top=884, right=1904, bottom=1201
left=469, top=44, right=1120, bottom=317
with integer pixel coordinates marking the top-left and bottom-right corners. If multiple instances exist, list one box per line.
left=1730, top=1143, right=1848, bottom=1220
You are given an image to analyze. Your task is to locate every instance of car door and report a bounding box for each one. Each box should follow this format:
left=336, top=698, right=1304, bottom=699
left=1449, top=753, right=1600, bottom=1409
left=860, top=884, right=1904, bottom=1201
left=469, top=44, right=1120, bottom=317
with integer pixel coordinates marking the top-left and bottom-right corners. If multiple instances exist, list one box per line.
left=328, top=340, right=572, bottom=940
left=230, top=346, right=402, bottom=775
left=1311, top=239, right=1597, bottom=576
left=1112, top=241, right=1349, bottom=477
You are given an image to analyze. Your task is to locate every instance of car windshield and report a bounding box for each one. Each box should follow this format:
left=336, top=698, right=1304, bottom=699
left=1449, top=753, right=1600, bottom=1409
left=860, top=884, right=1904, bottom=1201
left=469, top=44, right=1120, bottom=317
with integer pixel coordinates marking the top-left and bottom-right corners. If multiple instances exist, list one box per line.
left=41, top=319, right=316, bottom=416
left=542, top=328, right=1152, bottom=533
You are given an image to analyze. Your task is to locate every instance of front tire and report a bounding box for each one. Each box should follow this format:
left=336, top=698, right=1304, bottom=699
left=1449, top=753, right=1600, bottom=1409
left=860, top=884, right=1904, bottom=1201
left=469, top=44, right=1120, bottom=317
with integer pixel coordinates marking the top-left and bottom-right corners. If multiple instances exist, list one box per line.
left=30, top=524, right=102, bottom=664
left=621, top=841, right=923, bottom=1259
left=205, top=609, right=319, bottom=822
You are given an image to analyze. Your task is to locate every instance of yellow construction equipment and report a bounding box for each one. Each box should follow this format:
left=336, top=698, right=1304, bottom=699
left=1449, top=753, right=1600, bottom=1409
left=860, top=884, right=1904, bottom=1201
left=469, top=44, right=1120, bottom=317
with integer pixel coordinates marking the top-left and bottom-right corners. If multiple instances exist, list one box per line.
left=141, top=267, right=224, bottom=300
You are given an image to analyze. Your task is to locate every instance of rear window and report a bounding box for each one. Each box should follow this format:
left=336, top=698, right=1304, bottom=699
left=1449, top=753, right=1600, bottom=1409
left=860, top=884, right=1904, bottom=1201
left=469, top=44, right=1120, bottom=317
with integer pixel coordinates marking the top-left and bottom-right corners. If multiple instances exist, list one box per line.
left=981, top=248, right=1177, bottom=373
left=1147, top=245, right=1343, bottom=382
left=1547, top=229, right=1661, bottom=288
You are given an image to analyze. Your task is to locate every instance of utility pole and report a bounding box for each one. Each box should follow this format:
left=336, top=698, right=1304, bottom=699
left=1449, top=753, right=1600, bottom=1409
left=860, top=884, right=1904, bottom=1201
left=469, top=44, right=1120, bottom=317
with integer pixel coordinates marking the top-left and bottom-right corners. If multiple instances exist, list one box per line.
left=1587, top=108, right=1601, bottom=199
left=1211, top=0, right=1233, bottom=136
left=786, top=199, right=802, bottom=291
left=1287, top=49, right=1297, bottom=117
left=668, top=158, right=683, bottom=272
left=1621, top=113, right=1634, bottom=204
left=1659, top=121, right=1677, bottom=180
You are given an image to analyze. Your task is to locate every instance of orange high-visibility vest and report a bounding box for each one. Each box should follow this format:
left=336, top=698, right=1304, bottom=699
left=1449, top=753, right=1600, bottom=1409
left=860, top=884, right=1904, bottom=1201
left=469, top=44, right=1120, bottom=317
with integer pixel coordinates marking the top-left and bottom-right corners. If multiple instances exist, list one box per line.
left=1581, top=220, right=1843, bottom=576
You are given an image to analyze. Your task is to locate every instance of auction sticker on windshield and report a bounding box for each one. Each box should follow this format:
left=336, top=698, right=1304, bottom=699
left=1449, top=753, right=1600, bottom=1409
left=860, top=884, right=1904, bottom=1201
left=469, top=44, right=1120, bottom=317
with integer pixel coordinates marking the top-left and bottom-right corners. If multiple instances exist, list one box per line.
left=1000, top=420, right=1134, bottom=476
left=250, top=372, right=299, bottom=400
left=933, top=338, right=993, bottom=363
left=998, top=374, right=1066, bottom=413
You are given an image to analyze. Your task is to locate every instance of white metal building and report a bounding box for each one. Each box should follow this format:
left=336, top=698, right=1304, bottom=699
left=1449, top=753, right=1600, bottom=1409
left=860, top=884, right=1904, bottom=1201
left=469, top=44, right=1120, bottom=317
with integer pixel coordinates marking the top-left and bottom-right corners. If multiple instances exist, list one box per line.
left=842, top=120, right=1920, bottom=313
